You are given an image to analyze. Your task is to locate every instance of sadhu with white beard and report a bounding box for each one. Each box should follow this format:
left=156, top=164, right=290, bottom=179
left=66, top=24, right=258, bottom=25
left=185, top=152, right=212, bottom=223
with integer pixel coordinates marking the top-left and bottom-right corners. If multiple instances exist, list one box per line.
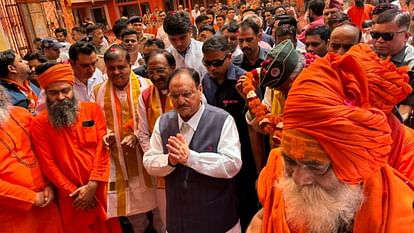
left=247, top=52, right=414, bottom=233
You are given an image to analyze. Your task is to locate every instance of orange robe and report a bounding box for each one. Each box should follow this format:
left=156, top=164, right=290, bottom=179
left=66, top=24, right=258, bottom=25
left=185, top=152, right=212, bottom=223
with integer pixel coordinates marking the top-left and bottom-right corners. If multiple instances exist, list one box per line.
left=31, top=102, right=119, bottom=233
left=0, top=107, right=63, bottom=233
left=258, top=148, right=414, bottom=233
left=347, top=4, right=374, bottom=31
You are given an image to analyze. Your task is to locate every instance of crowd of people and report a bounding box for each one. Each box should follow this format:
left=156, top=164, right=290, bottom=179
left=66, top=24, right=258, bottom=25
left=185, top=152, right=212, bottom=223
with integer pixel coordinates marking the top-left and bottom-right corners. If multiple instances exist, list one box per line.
left=0, top=0, right=413, bottom=232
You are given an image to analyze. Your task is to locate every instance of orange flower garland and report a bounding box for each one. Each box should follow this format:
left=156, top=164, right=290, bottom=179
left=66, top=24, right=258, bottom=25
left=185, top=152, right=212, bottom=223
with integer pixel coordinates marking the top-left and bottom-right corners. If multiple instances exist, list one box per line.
left=241, top=69, right=284, bottom=142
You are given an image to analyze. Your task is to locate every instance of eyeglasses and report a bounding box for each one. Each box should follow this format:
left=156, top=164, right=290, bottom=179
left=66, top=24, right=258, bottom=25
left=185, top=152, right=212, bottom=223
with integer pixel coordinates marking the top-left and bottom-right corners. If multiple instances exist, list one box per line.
left=147, top=67, right=167, bottom=76
left=168, top=91, right=196, bottom=100
left=202, top=55, right=228, bottom=67
left=370, top=31, right=406, bottom=41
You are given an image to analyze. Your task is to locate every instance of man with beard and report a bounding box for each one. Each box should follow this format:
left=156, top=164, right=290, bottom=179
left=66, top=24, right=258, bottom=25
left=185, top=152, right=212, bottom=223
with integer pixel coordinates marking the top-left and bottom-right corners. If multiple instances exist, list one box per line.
left=30, top=64, right=121, bottom=233
left=247, top=48, right=414, bottom=233
left=0, top=49, right=40, bottom=113
left=93, top=45, right=162, bottom=233
left=0, top=85, right=63, bottom=232
left=137, top=49, right=176, bottom=228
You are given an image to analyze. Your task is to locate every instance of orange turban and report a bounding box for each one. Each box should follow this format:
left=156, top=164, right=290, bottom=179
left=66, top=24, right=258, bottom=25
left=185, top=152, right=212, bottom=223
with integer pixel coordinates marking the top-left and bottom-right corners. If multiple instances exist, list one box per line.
left=283, top=53, right=392, bottom=184
left=346, top=44, right=412, bottom=113
left=37, top=64, right=75, bottom=89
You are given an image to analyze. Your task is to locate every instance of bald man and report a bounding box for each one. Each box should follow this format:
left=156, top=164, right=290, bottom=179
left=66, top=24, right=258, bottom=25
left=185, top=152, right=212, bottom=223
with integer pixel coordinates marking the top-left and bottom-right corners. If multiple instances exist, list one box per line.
left=327, top=23, right=361, bottom=55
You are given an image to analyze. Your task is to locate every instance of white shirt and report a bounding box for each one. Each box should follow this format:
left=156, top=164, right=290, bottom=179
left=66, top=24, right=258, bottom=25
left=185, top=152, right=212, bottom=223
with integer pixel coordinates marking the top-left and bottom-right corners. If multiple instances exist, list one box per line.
left=143, top=102, right=242, bottom=179
left=156, top=25, right=171, bottom=48
left=167, top=38, right=208, bottom=79
left=73, top=69, right=106, bottom=102
left=143, top=103, right=242, bottom=232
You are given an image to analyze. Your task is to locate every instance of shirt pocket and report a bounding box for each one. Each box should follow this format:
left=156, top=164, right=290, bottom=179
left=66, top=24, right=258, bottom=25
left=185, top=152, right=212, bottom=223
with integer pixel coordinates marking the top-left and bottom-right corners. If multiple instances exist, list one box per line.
left=79, top=126, right=98, bottom=148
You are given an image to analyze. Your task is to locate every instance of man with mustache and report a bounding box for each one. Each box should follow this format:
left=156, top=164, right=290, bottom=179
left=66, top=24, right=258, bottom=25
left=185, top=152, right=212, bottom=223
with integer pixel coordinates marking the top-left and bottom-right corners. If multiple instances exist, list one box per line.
left=143, top=67, right=242, bottom=233
left=201, top=36, right=258, bottom=231
left=137, top=49, right=176, bottom=228
left=247, top=47, right=414, bottom=233
left=234, top=19, right=269, bottom=72
left=0, top=85, right=63, bottom=232
left=0, top=49, right=40, bottom=113
left=93, top=45, right=162, bottom=233
left=31, top=64, right=121, bottom=233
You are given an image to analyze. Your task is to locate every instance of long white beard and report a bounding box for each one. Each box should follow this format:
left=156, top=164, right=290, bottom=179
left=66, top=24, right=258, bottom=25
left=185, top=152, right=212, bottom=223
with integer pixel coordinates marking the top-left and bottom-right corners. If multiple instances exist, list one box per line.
left=0, top=86, right=10, bottom=124
left=276, top=176, right=364, bottom=233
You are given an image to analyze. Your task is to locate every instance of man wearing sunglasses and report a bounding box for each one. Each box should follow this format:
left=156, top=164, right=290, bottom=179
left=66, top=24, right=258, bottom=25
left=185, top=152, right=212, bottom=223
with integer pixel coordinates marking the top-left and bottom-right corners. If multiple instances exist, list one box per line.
left=372, top=9, right=414, bottom=122
left=202, top=36, right=258, bottom=231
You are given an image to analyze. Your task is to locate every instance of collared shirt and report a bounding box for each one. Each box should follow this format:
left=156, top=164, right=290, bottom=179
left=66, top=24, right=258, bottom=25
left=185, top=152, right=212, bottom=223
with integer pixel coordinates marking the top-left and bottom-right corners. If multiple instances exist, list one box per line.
left=392, top=44, right=414, bottom=105
left=203, top=64, right=246, bottom=111
left=143, top=102, right=242, bottom=179
left=74, top=69, right=106, bottom=102
left=156, top=25, right=171, bottom=48
left=391, top=44, right=414, bottom=69
left=167, top=38, right=208, bottom=78
left=234, top=47, right=269, bottom=72
left=144, top=102, right=242, bottom=233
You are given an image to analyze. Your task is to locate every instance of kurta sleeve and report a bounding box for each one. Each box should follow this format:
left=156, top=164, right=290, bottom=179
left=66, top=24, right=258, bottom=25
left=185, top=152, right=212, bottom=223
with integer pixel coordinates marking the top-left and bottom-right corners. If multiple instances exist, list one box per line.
left=88, top=105, right=110, bottom=182
left=137, top=93, right=151, bottom=153
left=30, top=117, right=78, bottom=195
left=143, top=118, right=175, bottom=176
left=0, top=179, right=36, bottom=211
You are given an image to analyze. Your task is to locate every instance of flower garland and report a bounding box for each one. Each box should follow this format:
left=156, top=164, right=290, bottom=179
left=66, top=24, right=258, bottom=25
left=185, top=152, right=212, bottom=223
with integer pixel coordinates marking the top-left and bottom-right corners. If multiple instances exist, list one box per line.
left=241, top=68, right=283, bottom=143
left=241, top=52, right=318, bottom=143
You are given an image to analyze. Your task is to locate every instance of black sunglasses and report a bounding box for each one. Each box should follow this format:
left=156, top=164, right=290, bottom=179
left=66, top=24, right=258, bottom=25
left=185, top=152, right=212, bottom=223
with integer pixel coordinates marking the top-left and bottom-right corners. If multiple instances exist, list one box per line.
left=370, top=31, right=405, bottom=41
left=202, top=55, right=228, bottom=67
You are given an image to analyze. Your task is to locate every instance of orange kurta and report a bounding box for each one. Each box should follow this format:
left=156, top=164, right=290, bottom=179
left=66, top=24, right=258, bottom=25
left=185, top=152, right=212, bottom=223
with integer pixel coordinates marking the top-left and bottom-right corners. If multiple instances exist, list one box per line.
left=31, top=102, right=114, bottom=233
left=0, top=106, right=63, bottom=233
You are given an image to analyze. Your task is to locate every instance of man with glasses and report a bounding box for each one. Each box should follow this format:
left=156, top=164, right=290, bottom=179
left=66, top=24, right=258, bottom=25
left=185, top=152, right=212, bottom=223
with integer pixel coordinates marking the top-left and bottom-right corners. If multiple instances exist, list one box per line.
left=202, top=36, right=259, bottom=231
left=143, top=67, right=242, bottom=233
left=328, top=23, right=361, bottom=55
left=372, top=9, right=414, bottom=122
left=0, top=49, right=40, bottom=113
left=137, top=49, right=176, bottom=228
left=133, top=38, right=165, bottom=78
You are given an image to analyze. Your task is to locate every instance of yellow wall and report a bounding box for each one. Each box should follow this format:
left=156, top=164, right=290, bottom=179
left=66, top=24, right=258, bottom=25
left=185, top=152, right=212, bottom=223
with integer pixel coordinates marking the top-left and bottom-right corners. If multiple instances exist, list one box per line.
left=0, top=23, right=10, bottom=51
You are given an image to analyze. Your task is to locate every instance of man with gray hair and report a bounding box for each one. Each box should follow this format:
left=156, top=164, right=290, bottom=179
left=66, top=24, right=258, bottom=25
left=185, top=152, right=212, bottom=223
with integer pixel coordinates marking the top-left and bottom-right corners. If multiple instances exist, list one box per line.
left=144, top=67, right=242, bottom=233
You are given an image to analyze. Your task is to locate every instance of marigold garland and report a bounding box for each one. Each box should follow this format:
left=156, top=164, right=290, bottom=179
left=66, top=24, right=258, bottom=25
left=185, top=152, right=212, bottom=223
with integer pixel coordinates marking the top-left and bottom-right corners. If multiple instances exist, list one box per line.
left=241, top=68, right=283, bottom=141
